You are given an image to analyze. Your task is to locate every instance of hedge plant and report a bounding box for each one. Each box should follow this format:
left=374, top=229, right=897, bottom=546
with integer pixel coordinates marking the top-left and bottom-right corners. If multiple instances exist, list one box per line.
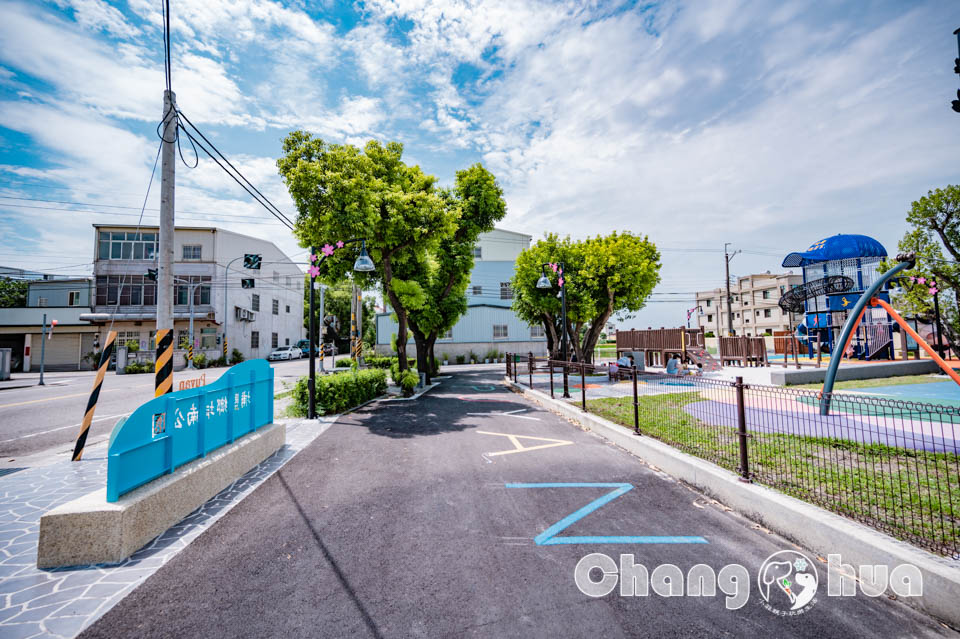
left=291, top=369, right=387, bottom=416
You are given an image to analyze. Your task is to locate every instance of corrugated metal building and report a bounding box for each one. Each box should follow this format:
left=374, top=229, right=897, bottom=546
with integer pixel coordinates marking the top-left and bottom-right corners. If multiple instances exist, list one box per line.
left=375, top=228, right=549, bottom=360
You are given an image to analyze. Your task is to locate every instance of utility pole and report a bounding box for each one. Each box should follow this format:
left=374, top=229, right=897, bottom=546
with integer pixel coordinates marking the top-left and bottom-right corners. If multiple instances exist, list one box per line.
left=157, top=90, right=177, bottom=367
left=318, top=284, right=326, bottom=372
left=308, top=246, right=317, bottom=419
left=38, top=313, right=47, bottom=386
left=724, top=243, right=740, bottom=337
left=356, top=287, right=363, bottom=365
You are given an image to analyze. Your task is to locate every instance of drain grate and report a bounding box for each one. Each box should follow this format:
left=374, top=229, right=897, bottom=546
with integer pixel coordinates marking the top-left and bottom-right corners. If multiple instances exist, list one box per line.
left=0, top=467, right=26, bottom=479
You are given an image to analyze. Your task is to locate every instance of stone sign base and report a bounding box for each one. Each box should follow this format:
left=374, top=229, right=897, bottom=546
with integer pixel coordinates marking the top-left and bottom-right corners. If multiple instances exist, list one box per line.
left=37, top=422, right=285, bottom=569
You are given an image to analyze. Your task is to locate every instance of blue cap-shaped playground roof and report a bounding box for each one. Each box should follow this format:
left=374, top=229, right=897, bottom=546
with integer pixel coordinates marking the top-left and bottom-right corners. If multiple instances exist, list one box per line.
left=782, top=234, right=887, bottom=268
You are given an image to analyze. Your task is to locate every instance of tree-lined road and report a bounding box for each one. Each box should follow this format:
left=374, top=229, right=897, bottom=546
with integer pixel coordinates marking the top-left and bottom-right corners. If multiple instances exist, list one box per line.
left=81, top=369, right=951, bottom=638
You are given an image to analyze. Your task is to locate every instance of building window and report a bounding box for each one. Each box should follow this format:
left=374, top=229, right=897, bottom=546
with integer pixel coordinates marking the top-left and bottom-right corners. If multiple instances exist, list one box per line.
left=472, top=246, right=482, bottom=259
left=530, top=325, right=545, bottom=339
left=37, top=297, right=48, bottom=307
left=500, top=282, right=513, bottom=300
left=98, top=231, right=158, bottom=261
left=201, top=328, right=216, bottom=349
left=174, top=276, right=211, bottom=305
left=705, top=299, right=711, bottom=307
left=762, top=290, right=771, bottom=299
left=251, top=331, right=259, bottom=349
left=286, top=276, right=292, bottom=287
left=182, top=245, right=202, bottom=260
left=96, top=275, right=156, bottom=307
left=439, top=329, right=453, bottom=340
left=271, top=332, right=278, bottom=349
left=251, top=294, right=260, bottom=311
left=493, top=325, right=508, bottom=339
left=273, top=271, right=279, bottom=284
left=472, top=286, right=482, bottom=296
left=272, top=299, right=279, bottom=315
left=148, top=331, right=157, bottom=350
left=118, top=331, right=142, bottom=350
left=764, top=309, right=772, bottom=318
left=68, top=291, right=82, bottom=306
left=286, top=305, right=290, bottom=313
left=707, top=314, right=713, bottom=323
left=285, top=337, right=290, bottom=346
left=745, top=317, right=750, bottom=323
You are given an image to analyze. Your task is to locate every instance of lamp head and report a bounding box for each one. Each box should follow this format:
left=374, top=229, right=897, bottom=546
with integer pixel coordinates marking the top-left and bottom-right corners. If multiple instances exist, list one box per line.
left=353, top=240, right=375, bottom=272
left=536, top=271, right=552, bottom=289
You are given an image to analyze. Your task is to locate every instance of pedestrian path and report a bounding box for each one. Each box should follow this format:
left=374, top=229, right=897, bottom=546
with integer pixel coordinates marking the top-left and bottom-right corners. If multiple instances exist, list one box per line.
left=0, top=416, right=336, bottom=639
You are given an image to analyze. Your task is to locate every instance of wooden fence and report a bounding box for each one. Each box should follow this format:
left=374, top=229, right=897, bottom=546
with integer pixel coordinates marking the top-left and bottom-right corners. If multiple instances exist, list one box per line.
left=615, top=328, right=705, bottom=367
left=718, top=336, right=768, bottom=367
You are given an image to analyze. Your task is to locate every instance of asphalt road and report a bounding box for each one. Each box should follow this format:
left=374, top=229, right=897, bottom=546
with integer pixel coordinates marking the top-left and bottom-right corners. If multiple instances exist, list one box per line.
left=82, top=369, right=952, bottom=638
left=0, top=357, right=336, bottom=462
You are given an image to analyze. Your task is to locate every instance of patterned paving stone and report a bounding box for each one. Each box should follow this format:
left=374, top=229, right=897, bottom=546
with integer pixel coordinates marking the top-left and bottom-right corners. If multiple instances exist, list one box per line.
left=0, top=416, right=335, bottom=639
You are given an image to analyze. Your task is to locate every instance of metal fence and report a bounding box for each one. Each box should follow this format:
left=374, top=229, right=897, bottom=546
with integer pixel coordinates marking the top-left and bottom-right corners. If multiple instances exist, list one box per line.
left=505, top=353, right=960, bottom=558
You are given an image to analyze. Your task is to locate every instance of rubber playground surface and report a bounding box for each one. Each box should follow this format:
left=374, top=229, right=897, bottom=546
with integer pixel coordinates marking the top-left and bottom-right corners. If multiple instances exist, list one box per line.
left=519, top=372, right=960, bottom=453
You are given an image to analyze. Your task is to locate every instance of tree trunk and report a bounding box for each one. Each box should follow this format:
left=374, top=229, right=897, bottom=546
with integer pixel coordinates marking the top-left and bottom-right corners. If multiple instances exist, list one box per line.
left=581, top=311, right=613, bottom=365
left=411, top=327, right=430, bottom=384
left=396, top=312, right=409, bottom=372
left=426, top=337, right=438, bottom=376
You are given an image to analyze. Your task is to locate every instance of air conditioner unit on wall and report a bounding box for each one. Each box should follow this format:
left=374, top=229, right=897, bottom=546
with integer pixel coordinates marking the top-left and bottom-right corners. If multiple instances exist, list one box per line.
left=234, top=307, right=256, bottom=322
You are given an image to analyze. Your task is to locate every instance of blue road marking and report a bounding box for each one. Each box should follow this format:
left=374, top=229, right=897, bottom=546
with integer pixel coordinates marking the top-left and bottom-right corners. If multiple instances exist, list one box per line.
left=506, top=482, right=708, bottom=545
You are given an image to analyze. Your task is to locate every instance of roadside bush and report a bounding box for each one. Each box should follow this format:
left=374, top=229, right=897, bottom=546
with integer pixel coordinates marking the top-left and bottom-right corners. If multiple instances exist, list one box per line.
left=398, top=369, right=419, bottom=397
left=366, top=355, right=415, bottom=369
left=230, top=348, right=245, bottom=365
left=336, top=358, right=352, bottom=368
left=210, top=356, right=227, bottom=368
left=124, top=360, right=153, bottom=374
left=125, top=339, right=140, bottom=353
left=290, top=369, right=387, bottom=416
left=456, top=355, right=465, bottom=365
left=468, top=350, right=478, bottom=364
left=192, top=353, right=208, bottom=369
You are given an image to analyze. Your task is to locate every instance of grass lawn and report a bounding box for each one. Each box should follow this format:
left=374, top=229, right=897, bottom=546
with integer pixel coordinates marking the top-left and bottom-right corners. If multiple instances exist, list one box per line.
left=791, top=374, right=947, bottom=391
left=587, top=391, right=960, bottom=557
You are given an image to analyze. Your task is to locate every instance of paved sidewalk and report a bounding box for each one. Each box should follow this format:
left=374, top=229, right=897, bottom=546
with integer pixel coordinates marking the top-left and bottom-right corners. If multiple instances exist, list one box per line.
left=0, top=415, right=336, bottom=639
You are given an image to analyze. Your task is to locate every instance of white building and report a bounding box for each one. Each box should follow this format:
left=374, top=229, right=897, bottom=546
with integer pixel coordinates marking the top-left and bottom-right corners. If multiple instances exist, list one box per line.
left=695, top=272, right=803, bottom=337
left=81, top=225, right=304, bottom=367
left=375, top=228, right=549, bottom=359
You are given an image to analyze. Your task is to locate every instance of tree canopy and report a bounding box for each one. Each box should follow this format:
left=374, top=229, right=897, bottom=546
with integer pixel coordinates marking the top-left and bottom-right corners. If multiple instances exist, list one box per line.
left=278, top=133, right=456, bottom=371
left=512, top=232, right=661, bottom=362
left=0, top=277, right=28, bottom=308
left=886, top=185, right=960, bottom=349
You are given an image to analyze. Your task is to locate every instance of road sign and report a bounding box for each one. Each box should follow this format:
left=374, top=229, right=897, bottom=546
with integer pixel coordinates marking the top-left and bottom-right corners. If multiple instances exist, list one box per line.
left=243, top=253, right=262, bottom=270
left=241, top=278, right=255, bottom=289
left=107, top=359, right=274, bottom=501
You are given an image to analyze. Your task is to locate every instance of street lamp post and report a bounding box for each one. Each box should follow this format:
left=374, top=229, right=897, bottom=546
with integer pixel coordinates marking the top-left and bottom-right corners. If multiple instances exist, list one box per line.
left=537, top=261, right=570, bottom=398
left=307, top=238, right=375, bottom=419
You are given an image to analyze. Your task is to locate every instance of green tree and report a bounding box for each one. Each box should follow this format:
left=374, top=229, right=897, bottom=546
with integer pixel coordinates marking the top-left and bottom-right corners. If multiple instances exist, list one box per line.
left=512, top=232, right=661, bottom=363
left=0, top=277, right=28, bottom=308
left=278, top=133, right=455, bottom=372
left=406, top=165, right=507, bottom=380
left=886, top=185, right=960, bottom=350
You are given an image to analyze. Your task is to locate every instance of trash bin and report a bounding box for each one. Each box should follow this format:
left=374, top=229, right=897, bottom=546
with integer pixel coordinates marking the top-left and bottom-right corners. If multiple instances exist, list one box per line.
left=0, top=348, right=10, bottom=381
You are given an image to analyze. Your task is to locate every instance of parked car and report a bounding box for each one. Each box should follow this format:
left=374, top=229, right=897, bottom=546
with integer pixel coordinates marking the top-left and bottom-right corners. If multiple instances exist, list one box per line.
left=268, top=346, right=302, bottom=361
left=295, top=340, right=338, bottom=356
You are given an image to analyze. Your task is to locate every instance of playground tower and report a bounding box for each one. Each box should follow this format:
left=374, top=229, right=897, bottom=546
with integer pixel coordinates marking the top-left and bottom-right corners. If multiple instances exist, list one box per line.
left=781, top=234, right=893, bottom=359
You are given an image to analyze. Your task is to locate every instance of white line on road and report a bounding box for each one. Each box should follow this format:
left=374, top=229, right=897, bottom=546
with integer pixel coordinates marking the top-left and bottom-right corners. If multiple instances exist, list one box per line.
left=0, top=413, right=130, bottom=443
left=466, top=408, right=541, bottom=421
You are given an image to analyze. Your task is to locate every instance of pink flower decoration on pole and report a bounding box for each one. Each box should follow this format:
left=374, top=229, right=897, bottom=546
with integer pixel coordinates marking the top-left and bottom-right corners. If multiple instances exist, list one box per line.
left=918, top=277, right=926, bottom=285
left=908, top=276, right=916, bottom=282
left=322, top=244, right=335, bottom=257
left=308, top=265, right=320, bottom=278
left=309, top=254, right=318, bottom=264
left=550, top=263, right=558, bottom=272
left=558, top=277, right=565, bottom=287
left=930, top=287, right=938, bottom=296
left=336, top=240, right=344, bottom=248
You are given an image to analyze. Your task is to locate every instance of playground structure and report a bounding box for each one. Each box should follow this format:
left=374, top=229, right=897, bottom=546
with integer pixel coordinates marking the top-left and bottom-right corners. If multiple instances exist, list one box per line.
left=781, top=234, right=894, bottom=360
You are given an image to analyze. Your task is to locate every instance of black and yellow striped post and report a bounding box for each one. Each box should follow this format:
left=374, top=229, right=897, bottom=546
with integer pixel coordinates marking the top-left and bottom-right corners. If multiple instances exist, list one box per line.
left=223, top=336, right=228, bottom=359
left=72, top=330, right=116, bottom=461
left=155, top=328, right=173, bottom=397
left=187, top=342, right=194, bottom=367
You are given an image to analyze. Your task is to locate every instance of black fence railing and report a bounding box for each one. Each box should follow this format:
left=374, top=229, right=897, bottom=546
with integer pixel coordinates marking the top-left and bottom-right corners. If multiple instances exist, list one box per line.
left=504, top=352, right=960, bottom=559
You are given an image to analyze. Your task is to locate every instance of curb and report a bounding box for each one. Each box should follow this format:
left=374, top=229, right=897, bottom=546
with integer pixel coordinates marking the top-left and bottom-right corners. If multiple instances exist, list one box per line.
left=503, top=377, right=960, bottom=629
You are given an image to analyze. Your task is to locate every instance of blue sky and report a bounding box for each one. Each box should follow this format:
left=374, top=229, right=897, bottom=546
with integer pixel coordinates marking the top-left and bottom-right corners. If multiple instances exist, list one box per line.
left=0, top=0, right=958, bottom=328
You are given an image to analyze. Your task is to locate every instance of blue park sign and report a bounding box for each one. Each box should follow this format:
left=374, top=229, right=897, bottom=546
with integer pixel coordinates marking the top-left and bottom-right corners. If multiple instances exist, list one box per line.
left=106, top=359, right=275, bottom=502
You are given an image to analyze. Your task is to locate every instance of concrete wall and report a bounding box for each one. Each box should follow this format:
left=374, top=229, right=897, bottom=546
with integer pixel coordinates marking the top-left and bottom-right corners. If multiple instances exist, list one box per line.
left=475, top=228, right=530, bottom=262
left=771, top=359, right=940, bottom=385
left=377, top=305, right=547, bottom=350
left=28, top=280, right=92, bottom=308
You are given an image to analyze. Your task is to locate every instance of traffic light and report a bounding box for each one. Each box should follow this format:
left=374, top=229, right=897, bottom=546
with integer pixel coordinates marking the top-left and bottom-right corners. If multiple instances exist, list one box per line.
left=241, top=278, right=255, bottom=289
left=953, top=89, right=960, bottom=114
left=243, top=253, right=262, bottom=269
left=955, top=57, right=960, bottom=74
left=146, top=268, right=158, bottom=281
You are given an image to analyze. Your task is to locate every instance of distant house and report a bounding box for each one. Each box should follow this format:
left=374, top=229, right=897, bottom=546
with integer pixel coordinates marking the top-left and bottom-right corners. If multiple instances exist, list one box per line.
left=0, top=276, right=96, bottom=372
left=375, top=228, right=549, bottom=359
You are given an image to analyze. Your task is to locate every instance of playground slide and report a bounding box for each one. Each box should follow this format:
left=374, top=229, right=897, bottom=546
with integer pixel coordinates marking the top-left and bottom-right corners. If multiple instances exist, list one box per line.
left=685, top=348, right=722, bottom=372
